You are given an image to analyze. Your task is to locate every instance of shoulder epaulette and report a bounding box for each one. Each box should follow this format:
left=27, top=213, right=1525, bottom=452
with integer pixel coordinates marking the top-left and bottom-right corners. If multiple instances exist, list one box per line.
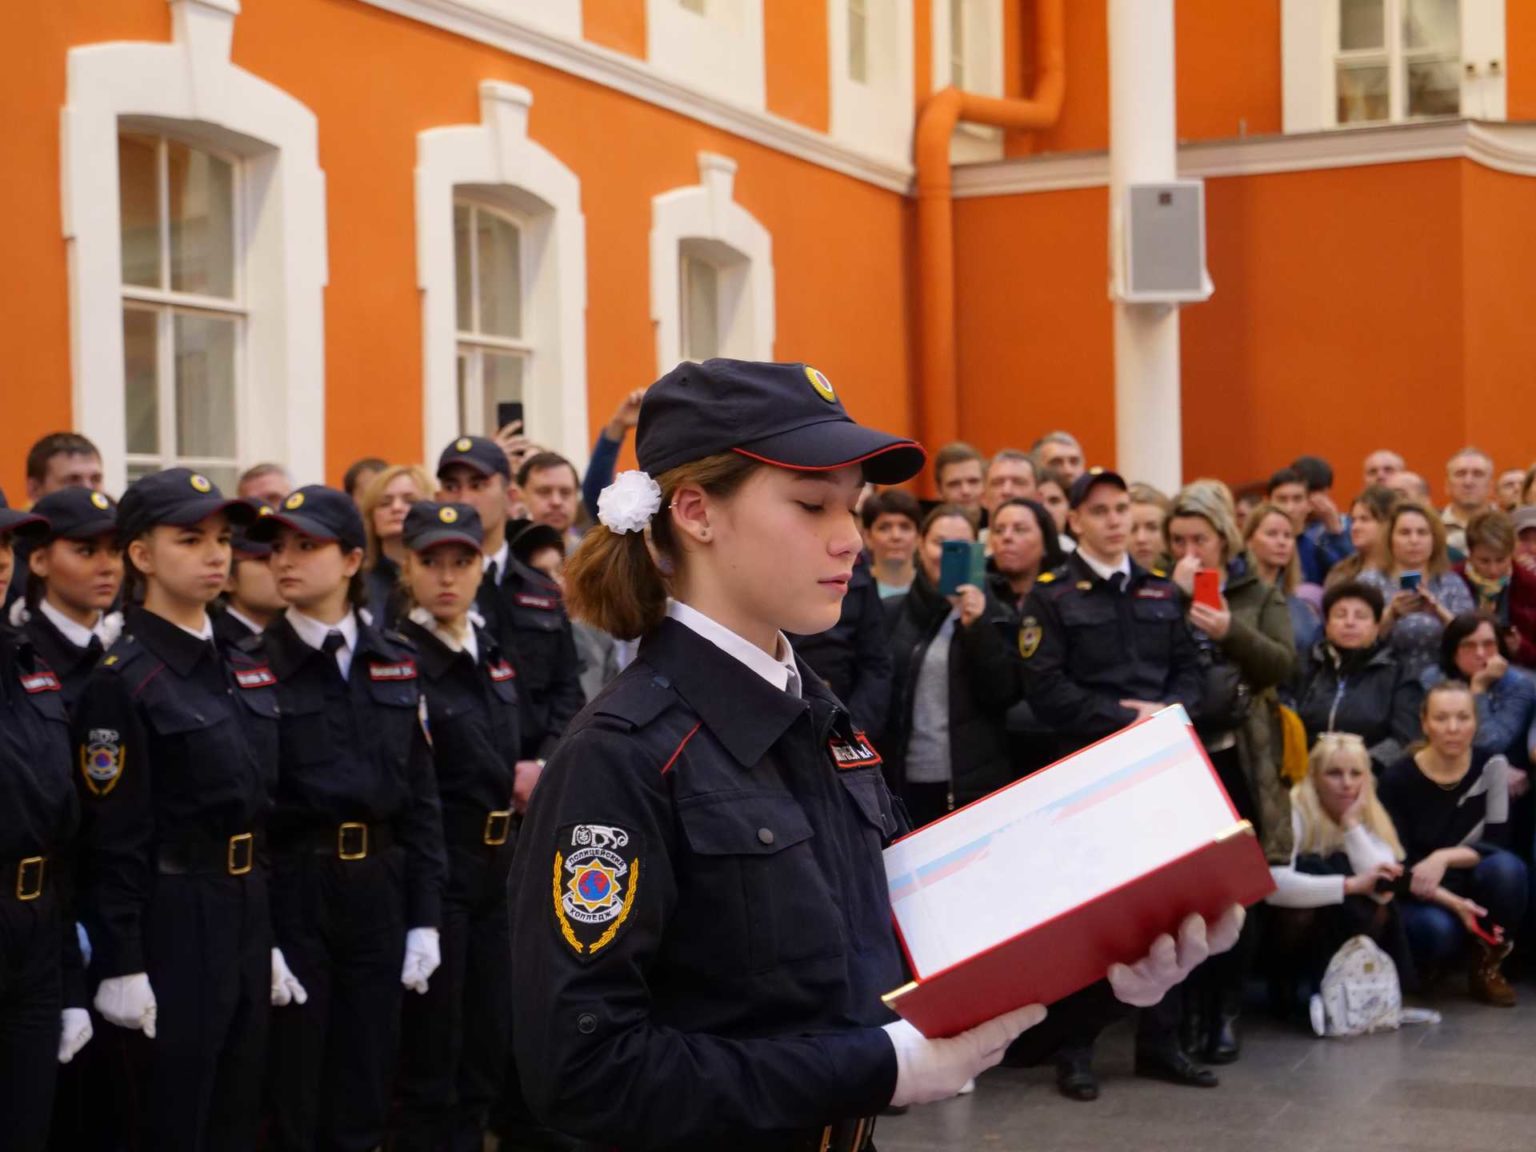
left=1151, top=568, right=1168, bottom=579
left=99, top=634, right=146, bottom=674
left=233, top=634, right=267, bottom=658
left=591, top=671, right=680, bottom=733
left=1036, top=571, right=1056, bottom=585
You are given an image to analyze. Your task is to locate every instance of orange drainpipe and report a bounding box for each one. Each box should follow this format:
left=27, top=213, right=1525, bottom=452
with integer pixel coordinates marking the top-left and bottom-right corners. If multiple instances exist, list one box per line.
left=914, top=0, right=1066, bottom=487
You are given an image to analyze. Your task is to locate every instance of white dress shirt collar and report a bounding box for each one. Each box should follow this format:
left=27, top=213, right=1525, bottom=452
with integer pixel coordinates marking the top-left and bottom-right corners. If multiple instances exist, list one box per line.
left=483, top=541, right=509, bottom=583
left=285, top=606, right=358, bottom=679
left=224, top=606, right=267, bottom=638
left=666, top=600, right=801, bottom=699
left=1078, top=549, right=1131, bottom=585
left=39, top=598, right=104, bottom=649
left=407, top=606, right=478, bottom=663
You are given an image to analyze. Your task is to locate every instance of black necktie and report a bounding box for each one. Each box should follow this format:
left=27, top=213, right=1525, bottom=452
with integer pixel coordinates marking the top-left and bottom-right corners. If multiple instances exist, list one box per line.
left=485, top=561, right=500, bottom=587
left=85, top=635, right=104, bottom=662
left=1109, top=572, right=1127, bottom=594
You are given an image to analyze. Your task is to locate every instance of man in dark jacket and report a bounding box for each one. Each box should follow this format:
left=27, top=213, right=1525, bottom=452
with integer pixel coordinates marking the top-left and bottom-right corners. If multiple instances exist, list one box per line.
left=788, top=552, right=893, bottom=740
left=1018, top=469, right=1210, bottom=1100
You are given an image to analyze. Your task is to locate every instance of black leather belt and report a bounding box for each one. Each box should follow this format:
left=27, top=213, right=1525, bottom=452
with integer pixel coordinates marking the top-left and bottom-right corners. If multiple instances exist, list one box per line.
left=272, top=822, right=395, bottom=861
left=442, top=807, right=515, bottom=849
left=156, top=832, right=260, bottom=876
left=3, top=854, right=47, bottom=901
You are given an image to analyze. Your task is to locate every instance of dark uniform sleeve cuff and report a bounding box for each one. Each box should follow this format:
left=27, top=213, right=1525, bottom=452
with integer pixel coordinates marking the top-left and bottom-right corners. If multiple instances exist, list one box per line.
left=832, top=1027, right=900, bottom=1117
left=408, top=890, right=443, bottom=931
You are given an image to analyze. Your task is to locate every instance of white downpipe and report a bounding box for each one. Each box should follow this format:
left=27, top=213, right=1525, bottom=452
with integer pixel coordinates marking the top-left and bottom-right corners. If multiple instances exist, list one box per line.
left=1108, top=0, right=1182, bottom=493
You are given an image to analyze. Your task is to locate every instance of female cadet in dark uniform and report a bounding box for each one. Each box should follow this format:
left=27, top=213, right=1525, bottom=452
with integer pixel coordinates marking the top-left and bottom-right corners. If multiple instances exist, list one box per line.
left=0, top=494, right=90, bottom=1152
left=71, top=469, right=280, bottom=1152
left=508, top=359, right=1246, bottom=1151
left=248, top=485, right=447, bottom=1152
left=19, top=485, right=123, bottom=710
left=390, top=500, right=530, bottom=1151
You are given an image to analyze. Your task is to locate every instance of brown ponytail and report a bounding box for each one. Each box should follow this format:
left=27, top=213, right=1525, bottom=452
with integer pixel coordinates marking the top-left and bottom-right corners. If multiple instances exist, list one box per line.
left=565, top=453, right=760, bottom=640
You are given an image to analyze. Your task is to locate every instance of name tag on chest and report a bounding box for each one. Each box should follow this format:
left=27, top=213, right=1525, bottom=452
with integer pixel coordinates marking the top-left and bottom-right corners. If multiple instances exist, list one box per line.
left=234, top=667, right=276, bottom=689
left=369, top=660, right=418, bottom=681
left=513, top=593, right=559, bottom=612
left=20, top=671, right=61, bottom=694
left=488, top=659, right=516, bottom=682
left=828, top=731, right=882, bottom=770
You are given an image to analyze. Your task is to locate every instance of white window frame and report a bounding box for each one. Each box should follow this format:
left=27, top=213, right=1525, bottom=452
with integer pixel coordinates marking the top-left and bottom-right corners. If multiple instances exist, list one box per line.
left=1282, top=0, right=1506, bottom=133
left=932, top=0, right=1006, bottom=163
left=120, top=131, right=247, bottom=485
left=645, top=0, right=766, bottom=110
left=650, top=152, right=774, bottom=374
left=828, top=0, right=915, bottom=165
left=453, top=197, right=533, bottom=436
left=62, top=0, right=327, bottom=494
left=417, top=81, right=588, bottom=464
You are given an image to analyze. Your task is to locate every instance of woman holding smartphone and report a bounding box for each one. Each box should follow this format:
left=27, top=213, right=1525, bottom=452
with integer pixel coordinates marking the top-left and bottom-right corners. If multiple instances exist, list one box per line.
left=1358, top=501, right=1474, bottom=680
left=508, top=359, right=1244, bottom=1149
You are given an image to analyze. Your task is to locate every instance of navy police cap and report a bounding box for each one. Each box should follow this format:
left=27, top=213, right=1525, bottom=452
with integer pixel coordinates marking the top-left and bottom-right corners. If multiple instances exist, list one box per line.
left=0, top=487, right=48, bottom=540
left=248, top=485, right=367, bottom=552
left=117, top=468, right=255, bottom=542
left=402, top=501, right=484, bottom=553
left=635, top=359, right=925, bottom=485
left=1068, top=467, right=1129, bottom=510
left=32, top=486, right=118, bottom=541
left=436, top=435, right=511, bottom=481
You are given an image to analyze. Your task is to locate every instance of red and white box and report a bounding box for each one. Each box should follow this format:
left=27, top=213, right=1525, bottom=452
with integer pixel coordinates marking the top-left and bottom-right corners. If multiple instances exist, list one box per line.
left=882, top=706, right=1275, bottom=1038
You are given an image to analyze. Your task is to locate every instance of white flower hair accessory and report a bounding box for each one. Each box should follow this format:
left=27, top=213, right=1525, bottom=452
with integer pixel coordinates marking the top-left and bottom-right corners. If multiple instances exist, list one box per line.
left=597, top=470, right=663, bottom=535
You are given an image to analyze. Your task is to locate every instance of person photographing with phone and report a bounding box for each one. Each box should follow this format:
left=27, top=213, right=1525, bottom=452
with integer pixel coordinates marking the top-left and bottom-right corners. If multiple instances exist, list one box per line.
left=883, top=505, right=1020, bottom=829
left=507, top=361, right=1244, bottom=1149
left=1357, top=501, right=1474, bottom=680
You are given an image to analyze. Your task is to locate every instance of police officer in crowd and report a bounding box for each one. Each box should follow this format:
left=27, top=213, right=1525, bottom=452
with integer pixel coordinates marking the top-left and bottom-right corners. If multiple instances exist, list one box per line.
left=1018, top=468, right=1211, bottom=1101
left=436, top=437, right=585, bottom=763
left=0, top=492, right=90, bottom=1152
left=250, top=486, right=447, bottom=1152
left=508, top=359, right=1243, bottom=1150
left=391, top=500, right=531, bottom=1151
left=212, top=520, right=287, bottom=654
left=4, top=434, right=108, bottom=614
left=18, top=486, right=123, bottom=711
left=71, top=470, right=278, bottom=1152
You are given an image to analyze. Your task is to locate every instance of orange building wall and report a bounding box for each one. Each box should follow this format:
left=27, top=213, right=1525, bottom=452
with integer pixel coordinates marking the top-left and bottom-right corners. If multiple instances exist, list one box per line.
left=764, top=0, right=830, bottom=132
left=583, top=0, right=647, bottom=59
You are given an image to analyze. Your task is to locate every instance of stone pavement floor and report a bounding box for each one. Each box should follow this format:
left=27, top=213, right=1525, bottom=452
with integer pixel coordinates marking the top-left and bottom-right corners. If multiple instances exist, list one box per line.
left=876, top=996, right=1535, bottom=1152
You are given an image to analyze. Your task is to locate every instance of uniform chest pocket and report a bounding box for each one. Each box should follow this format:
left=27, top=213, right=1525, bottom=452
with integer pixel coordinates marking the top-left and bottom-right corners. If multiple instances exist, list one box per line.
left=1130, top=597, right=1183, bottom=659
left=364, top=679, right=420, bottom=764
left=1059, top=597, right=1117, bottom=630
left=836, top=769, right=901, bottom=842
left=676, top=791, right=843, bottom=973
left=276, top=691, right=335, bottom=768
left=25, top=686, right=69, bottom=727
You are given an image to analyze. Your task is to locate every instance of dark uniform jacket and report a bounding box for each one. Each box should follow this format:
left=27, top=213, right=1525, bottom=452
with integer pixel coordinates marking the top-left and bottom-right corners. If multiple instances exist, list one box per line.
left=1292, top=640, right=1423, bottom=772
left=398, top=617, right=521, bottom=858
left=1019, top=552, right=1203, bottom=753
left=476, top=547, right=585, bottom=761
left=263, top=614, right=447, bottom=928
left=0, top=625, right=82, bottom=1002
left=787, top=554, right=894, bottom=740
left=71, top=608, right=280, bottom=976
left=211, top=604, right=260, bottom=655
left=882, top=567, right=1022, bottom=808
left=21, top=607, right=106, bottom=714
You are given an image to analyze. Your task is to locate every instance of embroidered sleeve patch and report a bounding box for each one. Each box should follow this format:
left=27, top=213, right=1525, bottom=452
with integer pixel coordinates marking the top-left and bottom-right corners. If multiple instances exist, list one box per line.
left=552, top=823, right=640, bottom=961
left=1019, top=616, right=1042, bottom=659
left=81, top=728, right=124, bottom=796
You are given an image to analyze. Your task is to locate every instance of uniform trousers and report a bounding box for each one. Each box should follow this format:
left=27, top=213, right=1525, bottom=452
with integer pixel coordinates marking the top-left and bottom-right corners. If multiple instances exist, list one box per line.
left=0, top=886, right=64, bottom=1152
left=392, top=843, right=513, bottom=1152
left=268, top=847, right=406, bottom=1152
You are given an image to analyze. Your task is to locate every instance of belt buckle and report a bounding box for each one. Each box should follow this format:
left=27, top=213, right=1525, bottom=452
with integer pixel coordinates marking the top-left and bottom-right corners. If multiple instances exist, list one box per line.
left=227, top=832, right=255, bottom=876
left=338, top=822, right=369, bottom=861
left=483, top=810, right=512, bottom=846
left=17, top=856, right=45, bottom=901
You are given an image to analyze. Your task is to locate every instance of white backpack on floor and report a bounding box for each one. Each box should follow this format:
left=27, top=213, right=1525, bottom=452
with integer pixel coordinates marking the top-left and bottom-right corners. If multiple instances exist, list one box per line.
left=1310, top=935, right=1403, bottom=1037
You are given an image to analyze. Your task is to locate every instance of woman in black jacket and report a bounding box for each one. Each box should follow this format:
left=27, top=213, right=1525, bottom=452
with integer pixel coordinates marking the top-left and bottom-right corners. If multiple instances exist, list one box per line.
left=884, top=505, right=1022, bottom=827
left=1292, top=580, right=1423, bottom=772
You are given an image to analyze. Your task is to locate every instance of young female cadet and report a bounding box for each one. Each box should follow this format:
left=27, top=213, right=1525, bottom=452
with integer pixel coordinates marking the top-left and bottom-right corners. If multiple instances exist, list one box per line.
left=0, top=493, right=90, bottom=1152
left=508, top=358, right=1246, bottom=1150
left=71, top=469, right=280, bottom=1152
left=20, top=485, right=123, bottom=710
left=390, top=500, right=530, bottom=1151
left=249, top=485, right=447, bottom=1152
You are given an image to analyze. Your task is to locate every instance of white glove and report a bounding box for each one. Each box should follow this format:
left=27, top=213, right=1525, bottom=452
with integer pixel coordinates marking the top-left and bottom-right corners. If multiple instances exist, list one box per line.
left=271, top=948, right=309, bottom=1007
left=400, top=927, right=441, bottom=994
left=883, top=1003, right=1046, bottom=1107
left=94, top=973, right=157, bottom=1038
left=1108, top=905, right=1246, bottom=1008
left=58, top=1007, right=93, bottom=1064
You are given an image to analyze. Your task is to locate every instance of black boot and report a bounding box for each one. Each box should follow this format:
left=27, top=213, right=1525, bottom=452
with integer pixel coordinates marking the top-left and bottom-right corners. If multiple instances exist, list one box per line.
left=1134, top=1042, right=1219, bottom=1088
left=1054, top=1047, right=1100, bottom=1102
left=1205, top=1012, right=1241, bottom=1064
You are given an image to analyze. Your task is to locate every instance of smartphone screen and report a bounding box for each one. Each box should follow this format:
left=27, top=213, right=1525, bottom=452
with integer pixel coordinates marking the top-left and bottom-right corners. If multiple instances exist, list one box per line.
left=1193, top=569, right=1222, bottom=611
left=1399, top=571, right=1423, bottom=593
left=966, top=540, right=988, bottom=590
left=938, top=540, right=972, bottom=597
left=496, top=400, right=525, bottom=433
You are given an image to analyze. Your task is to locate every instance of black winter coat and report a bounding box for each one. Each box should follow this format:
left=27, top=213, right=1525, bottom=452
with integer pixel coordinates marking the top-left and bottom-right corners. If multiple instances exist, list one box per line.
left=883, top=567, right=1022, bottom=809
left=1292, top=640, right=1423, bottom=771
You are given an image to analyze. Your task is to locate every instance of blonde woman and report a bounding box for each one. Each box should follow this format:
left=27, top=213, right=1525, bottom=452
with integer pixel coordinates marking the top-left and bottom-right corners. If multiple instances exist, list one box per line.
left=1243, top=500, right=1320, bottom=652
left=358, top=464, right=432, bottom=628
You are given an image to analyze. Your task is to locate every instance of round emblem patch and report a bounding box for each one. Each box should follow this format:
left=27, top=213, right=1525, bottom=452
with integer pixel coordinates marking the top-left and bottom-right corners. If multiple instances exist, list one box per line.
left=439, top=506, right=459, bottom=524
left=284, top=492, right=305, bottom=510
left=189, top=474, right=212, bottom=493
left=804, top=366, right=837, bottom=404
left=1019, top=616, right=1042, bottom=660
left=455, top=437, right=473, bottom=452
left=553, top=823, right=640, bottom=962
left=90, top=491, right=111, bottom=510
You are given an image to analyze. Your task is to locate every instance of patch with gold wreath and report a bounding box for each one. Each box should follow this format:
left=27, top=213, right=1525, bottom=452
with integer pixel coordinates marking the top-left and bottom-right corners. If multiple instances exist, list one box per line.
left=553, top=823, right=640, bottom=961
left=1019, top=616, right=1042, bottom=660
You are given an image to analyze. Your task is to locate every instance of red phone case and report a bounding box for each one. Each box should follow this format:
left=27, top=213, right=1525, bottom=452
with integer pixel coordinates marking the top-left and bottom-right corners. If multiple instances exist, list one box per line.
left=1193, top=569, right=1222, bottom=610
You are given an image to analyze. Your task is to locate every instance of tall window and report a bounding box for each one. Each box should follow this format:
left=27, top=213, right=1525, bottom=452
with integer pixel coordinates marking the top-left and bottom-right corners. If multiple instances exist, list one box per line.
left=680, top=250, right=721, bottom=362
left=1336, top=0, right=1460, bottom=123
left=949, top=0, right=968, bottom=90
left=848, top=0, right=870, bottom=83
left=454, top=200, right=528, bottom=437
left=118, top=133, right=242, bottom=491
